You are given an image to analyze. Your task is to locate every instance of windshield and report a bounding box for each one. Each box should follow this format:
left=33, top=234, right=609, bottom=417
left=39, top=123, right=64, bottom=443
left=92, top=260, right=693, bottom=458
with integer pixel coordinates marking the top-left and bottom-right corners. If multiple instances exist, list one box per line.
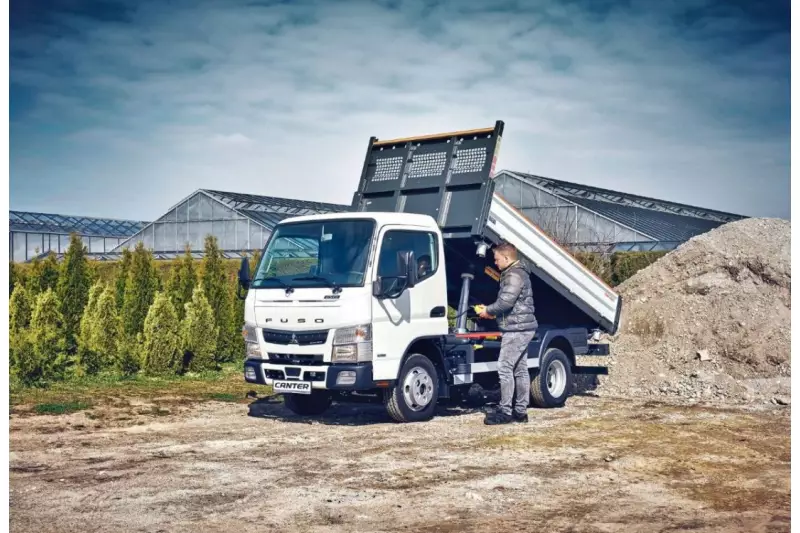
left=251, top=219, right=375, bottom=290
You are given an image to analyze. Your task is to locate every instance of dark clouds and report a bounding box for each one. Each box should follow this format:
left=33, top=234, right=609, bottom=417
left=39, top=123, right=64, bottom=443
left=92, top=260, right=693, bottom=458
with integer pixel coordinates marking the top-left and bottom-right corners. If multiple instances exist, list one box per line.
left=10, top=0, right=790, bottom=220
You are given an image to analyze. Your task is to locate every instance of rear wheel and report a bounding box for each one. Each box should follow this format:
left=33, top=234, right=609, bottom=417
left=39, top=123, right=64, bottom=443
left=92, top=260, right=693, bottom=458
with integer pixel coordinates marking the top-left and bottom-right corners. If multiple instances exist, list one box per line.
left=283, top=390, right=332, bottom=416
left=531, top=347, right=572, bottom=408
left=385, top=354, right=439, bottom=422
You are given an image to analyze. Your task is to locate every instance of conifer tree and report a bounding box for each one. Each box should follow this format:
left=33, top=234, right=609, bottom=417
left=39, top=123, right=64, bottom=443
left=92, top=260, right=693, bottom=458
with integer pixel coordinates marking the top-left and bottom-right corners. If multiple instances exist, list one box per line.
left=26, top=252, right=61, bottom=295
left=122, top=242, right=159, bottom=337
left=115, top=247, right=133, bottom=310
left=9, top=284, right=33, bottom=334
left=201, top=236, right=235, bottom=362
left=182, top=284, right=218, bottom=372
left=230, top=276, right=245, bottom=359
left=10, top=261, right=21, bottom=296
left=79, top=281, right=104, bottom=342
left=140, top=292, right=181, bottom=376
left=76, top=281, right=105, bottom=375
left=92, top=285, right=121, bottom=370
left=166, top=246, right=196, bottom=321
left=116, top=334, right=141, bottom=376
left=9, top=285, right=33, bottom=371
left=20, top=289, right=68, bottom=383
left=56, top=233, right=91, bottom=352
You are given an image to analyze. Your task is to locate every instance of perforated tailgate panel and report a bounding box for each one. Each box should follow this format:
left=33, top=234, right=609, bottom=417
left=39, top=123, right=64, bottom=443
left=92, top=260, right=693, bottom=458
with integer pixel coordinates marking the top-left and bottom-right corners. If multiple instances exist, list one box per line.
left=351, top=121, right=504, bottom=239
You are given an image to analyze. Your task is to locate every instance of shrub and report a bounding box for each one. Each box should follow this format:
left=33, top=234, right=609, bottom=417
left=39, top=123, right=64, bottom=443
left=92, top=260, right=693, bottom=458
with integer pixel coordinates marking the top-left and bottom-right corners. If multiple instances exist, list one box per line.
left=26, top=252, right=60, bottom=295
left=92, top=286, right=122, bottom=370
left=573, top=252, right=613, bottom=286
left=116, top=334, right=141, bottom=376
left=10, top=261, right=24, bottom=296
left=230, top=277, right=245, bottom=359
left=181, top=284, right=218, bottom=372
left=122, top=242, right=159, bottom=337
left=76, top=281, right=105, bottom=375
left=18, top=289, right=69, bottom=384
left=115, top=247, right=133, bottom=310
left=610, top=251, right=668, bottom=286
left=140, top=292, right=181, bottom=376
left=9, top=284, right=33, bottom=333
left=202, top=236, right=236, bottom=362
left=166, top=246, right=197, bottom=321
left=56, top=233, right=91, bottom=352
left=9, top=285, right=33, bottom=371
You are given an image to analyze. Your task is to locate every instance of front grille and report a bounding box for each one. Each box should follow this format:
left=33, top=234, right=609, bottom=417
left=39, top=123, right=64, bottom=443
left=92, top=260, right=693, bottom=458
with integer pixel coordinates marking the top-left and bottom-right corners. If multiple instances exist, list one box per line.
left=263, top=329, right=329, bottom=346
left=267, top=353, right=325, bottom=366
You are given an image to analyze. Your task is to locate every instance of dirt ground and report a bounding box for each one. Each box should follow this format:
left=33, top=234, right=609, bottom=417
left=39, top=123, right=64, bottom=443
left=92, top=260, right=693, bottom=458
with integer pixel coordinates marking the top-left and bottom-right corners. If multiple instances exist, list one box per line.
left=9, top=390, right=790, bottom=533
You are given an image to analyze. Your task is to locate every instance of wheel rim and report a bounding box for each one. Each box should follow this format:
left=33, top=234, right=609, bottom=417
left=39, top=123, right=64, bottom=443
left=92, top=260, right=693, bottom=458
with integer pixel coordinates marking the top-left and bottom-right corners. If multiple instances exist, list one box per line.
left=402, top=366, right=434, bottom=411
left=547, top=359, right=567, bottom=397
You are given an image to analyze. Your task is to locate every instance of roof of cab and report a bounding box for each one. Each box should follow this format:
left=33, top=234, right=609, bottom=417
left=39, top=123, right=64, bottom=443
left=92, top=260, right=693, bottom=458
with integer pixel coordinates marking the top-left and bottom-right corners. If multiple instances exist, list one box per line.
left=277, top=210, right=440, bottom=229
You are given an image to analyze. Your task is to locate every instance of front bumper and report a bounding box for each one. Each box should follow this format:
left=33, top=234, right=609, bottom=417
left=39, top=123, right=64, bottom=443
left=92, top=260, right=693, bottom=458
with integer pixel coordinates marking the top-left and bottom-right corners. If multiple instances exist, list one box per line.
left=244, top=358, right=376, bottom=390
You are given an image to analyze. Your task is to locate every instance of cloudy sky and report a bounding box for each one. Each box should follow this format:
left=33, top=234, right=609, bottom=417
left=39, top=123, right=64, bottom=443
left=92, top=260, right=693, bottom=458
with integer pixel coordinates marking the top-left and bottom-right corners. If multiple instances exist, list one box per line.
left=10, top=0, right=790, bottom=221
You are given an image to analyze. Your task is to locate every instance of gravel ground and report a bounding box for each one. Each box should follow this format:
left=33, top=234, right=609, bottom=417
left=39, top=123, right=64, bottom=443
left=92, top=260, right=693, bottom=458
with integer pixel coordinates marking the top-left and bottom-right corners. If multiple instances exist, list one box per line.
left=10, top=393, right=790, bottom=533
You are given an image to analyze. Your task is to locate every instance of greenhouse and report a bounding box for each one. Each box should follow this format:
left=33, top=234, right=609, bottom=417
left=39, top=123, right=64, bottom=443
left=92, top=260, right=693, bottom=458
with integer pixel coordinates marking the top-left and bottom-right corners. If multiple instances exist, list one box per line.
left=492, top=171, right=746, bottom=252
left=10, top=172, right=748, bottom=262
left=9, top=211, right=148, bottom=262
left=105, top=189, right=351, bottom=259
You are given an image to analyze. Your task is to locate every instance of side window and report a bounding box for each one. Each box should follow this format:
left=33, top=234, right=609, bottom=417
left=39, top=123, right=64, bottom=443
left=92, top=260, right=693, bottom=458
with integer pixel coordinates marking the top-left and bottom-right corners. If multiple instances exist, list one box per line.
left=377, top=230, right=438, bottom=282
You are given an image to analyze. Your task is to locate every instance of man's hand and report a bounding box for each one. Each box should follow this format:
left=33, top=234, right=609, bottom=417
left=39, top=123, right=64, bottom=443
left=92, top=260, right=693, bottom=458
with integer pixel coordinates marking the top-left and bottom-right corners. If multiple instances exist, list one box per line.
left=474, top=304, right=494, bottom=320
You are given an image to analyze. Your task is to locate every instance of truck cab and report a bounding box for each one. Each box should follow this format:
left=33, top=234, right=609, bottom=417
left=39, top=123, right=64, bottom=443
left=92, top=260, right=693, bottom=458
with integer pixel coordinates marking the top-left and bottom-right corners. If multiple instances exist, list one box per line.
left=241, top=211, right=450, bottom=418
left=241, top=121, right=620, bottom=422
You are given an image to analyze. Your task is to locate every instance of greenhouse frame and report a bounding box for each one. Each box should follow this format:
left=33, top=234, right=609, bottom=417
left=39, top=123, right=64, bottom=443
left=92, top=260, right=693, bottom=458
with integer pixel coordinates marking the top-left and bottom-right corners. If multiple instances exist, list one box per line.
left=9, top=211, right=148, bottom=263
left=492, top=170, right=747, bottom=252
left=101, top=189, right=350, bottom=260
left=10, top=172, right=748, bottom=263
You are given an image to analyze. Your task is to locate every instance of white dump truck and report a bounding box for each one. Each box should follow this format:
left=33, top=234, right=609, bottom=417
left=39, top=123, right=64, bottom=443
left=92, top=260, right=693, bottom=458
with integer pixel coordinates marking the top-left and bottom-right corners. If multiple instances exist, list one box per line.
left=238, top=121, right=621, bottom=422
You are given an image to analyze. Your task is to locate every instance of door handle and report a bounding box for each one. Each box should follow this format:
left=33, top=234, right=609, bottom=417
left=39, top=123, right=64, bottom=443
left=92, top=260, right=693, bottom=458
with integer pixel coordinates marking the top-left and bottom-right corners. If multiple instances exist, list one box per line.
left=430, top=306, right=446, bottom=318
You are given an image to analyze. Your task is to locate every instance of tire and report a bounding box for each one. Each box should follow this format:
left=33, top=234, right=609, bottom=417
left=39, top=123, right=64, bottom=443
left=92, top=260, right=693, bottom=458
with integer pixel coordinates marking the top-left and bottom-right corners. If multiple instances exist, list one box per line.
left=531, top=347, right=572, bottom=408
left=283, top=390, right=332, bottom=416
left=385, top=354, right=439, bottom=423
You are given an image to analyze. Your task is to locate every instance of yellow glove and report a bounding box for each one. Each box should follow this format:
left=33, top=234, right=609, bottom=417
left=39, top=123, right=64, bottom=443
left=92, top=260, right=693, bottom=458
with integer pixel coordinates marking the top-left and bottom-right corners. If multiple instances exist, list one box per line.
left=473, top=305, right=494, bottom=319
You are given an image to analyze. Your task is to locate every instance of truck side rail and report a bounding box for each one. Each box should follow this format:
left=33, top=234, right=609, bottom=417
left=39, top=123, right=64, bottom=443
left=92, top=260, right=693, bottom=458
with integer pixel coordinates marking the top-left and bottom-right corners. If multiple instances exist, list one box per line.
left=486, top=193, right=622, bottom=334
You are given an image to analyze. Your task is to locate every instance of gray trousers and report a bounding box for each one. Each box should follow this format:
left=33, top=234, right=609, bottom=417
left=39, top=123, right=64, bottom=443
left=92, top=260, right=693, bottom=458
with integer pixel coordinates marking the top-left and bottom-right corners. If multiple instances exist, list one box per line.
left=497, top=330, right=536, bottom=416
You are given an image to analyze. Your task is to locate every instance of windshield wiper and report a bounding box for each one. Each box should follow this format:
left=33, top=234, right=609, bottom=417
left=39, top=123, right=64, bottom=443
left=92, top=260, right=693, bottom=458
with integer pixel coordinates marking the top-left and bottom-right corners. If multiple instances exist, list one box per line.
left=292, top=275, right=342, bottom=294
left=253, top=276, right=294, bottom=292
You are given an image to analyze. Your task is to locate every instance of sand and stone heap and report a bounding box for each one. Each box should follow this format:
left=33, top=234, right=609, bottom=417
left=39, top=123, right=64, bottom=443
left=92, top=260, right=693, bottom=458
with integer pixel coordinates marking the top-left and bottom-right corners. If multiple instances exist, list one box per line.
left=594, top=217, right=790, bottom=405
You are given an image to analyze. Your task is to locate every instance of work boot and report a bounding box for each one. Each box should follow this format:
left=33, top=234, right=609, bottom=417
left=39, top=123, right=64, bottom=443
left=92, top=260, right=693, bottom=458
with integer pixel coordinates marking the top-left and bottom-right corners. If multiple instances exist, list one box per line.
left=512, top=411, right=529, bottom=423
left=484, top=410, right=513, bottom=425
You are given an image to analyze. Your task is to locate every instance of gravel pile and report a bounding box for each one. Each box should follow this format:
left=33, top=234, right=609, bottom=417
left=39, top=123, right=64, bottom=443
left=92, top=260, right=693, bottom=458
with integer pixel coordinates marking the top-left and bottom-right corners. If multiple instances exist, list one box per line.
left=594, top=217, right=791, bottom=405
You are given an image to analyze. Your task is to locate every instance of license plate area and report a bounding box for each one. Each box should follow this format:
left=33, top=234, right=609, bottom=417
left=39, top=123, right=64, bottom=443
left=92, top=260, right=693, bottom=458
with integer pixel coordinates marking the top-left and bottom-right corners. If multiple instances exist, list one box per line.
left=273, top=380, right=312, bottom=395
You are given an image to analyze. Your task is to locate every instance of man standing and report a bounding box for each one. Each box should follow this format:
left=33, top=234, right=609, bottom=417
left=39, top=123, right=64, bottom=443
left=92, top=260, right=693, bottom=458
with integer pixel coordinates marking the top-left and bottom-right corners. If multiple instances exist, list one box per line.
left=477, top=242, right=538, bottom=425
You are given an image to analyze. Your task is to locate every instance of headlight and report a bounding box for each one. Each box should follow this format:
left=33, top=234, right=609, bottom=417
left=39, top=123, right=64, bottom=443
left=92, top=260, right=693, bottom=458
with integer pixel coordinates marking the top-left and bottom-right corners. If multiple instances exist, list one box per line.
left=332, top=324, right=372, bottom=363
left=333, top=324, right=372, bottom=345
left=242, top=323, right=262, bottom=359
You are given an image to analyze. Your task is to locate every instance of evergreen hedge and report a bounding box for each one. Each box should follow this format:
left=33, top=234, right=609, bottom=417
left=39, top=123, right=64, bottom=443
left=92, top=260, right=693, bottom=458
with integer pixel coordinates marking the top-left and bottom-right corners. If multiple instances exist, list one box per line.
left=9, top=229, right=670, bottom=388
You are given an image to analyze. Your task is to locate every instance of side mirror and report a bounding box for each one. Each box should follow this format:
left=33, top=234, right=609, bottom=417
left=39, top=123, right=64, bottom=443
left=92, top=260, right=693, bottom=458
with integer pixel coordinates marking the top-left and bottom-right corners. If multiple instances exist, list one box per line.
left=372, top=276, right=407, bottom=300
left=238, top=257, right=251, bottom=290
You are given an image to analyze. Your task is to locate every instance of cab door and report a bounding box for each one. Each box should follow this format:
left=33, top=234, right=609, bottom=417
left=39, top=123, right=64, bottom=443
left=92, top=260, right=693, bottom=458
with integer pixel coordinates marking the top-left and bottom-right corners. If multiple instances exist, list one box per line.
left=370, top=225, right=448, bottom=381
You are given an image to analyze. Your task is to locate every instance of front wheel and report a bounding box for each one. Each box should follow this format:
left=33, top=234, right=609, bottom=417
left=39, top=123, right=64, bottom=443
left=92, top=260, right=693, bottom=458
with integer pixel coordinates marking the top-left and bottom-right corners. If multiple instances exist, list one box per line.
left=531, top=347, right=572, bottom=408
left=385, top=354, right=439, bottom=423
left=283, top=390, right=332, bottom=416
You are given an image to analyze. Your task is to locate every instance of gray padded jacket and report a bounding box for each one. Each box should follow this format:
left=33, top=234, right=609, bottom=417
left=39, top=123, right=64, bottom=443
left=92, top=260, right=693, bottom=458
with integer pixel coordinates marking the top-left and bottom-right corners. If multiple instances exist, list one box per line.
left=485, top=260, right=538, bottom=332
